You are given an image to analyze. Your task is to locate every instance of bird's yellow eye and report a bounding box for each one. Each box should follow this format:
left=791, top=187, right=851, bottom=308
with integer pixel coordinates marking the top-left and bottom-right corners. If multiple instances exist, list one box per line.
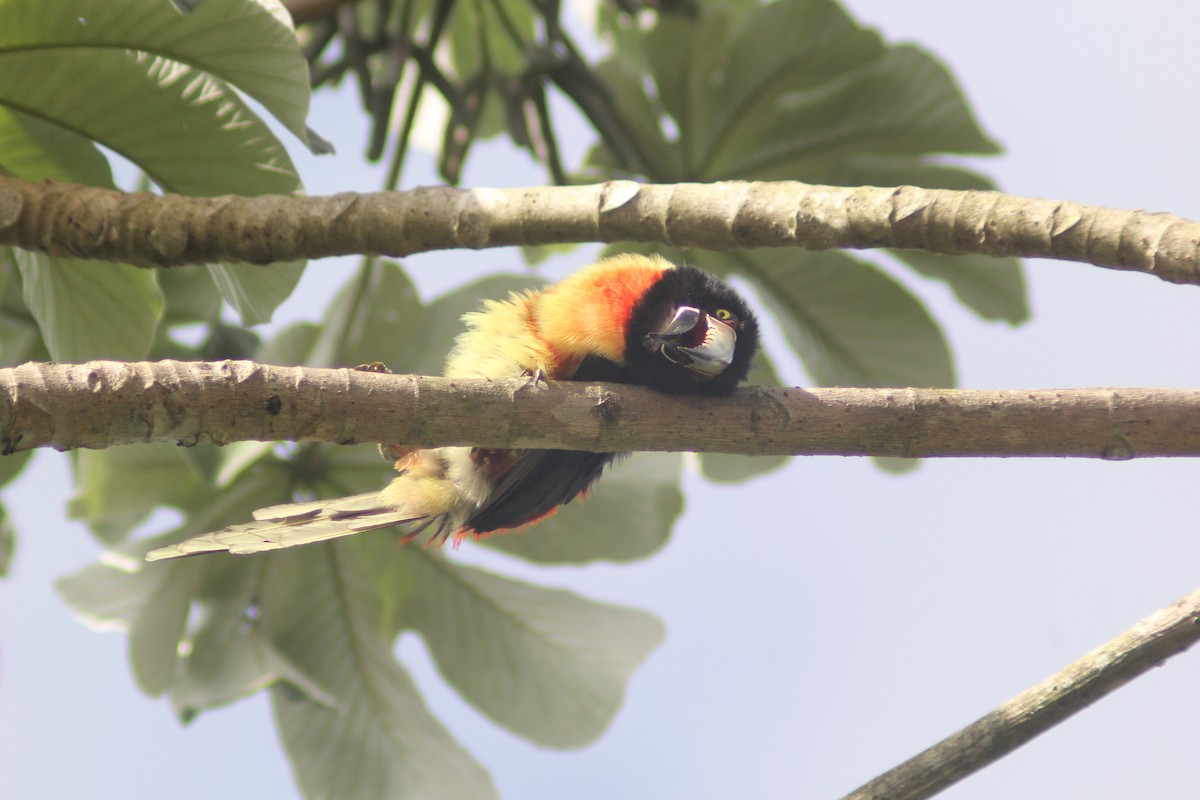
left=714, top=308, right=734, bottom=322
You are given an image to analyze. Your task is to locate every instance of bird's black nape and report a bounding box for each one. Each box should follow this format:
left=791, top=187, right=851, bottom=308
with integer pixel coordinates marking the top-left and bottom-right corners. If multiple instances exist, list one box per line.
left=624, top=266, right=759, bottom=395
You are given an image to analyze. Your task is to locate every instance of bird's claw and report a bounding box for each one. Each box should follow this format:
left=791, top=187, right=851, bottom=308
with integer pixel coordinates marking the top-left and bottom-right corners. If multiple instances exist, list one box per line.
left=520, top=366, right=549, bottom=390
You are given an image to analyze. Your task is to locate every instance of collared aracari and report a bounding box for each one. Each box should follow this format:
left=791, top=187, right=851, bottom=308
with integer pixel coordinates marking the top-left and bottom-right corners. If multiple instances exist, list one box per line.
left=146, top=253, right=758, bottom=560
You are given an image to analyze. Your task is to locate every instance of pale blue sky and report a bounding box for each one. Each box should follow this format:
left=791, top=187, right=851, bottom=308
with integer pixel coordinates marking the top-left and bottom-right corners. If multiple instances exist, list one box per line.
left=4, top=2, right=1200, bottom=798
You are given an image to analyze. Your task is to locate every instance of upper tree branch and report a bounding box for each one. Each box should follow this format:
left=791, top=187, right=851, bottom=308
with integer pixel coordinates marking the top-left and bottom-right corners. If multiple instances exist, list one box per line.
left=1, top=176, right=1198, bottom=285
left=3, top=360, right=1200, bottom=458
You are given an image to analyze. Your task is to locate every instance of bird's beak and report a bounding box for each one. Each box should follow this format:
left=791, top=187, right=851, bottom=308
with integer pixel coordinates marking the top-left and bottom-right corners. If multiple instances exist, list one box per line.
left=644, top=306, right=737, bottom=377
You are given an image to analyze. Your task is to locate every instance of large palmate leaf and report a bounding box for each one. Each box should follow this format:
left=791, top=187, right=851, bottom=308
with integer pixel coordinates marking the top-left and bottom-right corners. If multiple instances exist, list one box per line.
left=0, top=0, right=319, bottom=151
left=403, top=550, right=665, bottom=748
left=635, top=1, right=997, bottom=182
left=728, top=249, right=955, bottom=388
left=263, top=543, right=497, bottom=800
left=0, top=0, right=311, bottom=328
left=587, top=0, right=1026, bottom=332
left=170, top=557, right=341, bottom=722
left=0, top=47, right=298, bottom=195
left=647, top=0, right=886, bottom=179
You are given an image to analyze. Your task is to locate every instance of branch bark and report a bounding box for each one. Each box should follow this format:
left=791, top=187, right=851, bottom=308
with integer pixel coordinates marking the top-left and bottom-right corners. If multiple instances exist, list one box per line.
left=2, top=176, right=1198, bottom=285
left=840, top=586, right=1200, bottom=800
left=3, top=360, right=1200, bottom=458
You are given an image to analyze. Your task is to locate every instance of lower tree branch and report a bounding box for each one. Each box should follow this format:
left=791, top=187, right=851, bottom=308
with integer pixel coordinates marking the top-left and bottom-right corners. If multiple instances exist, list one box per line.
left=2, top=176, right=1198, bottom=285
left=840, top=586, right=1200, bottom=800
left=2, top=360, right=1200, bottom=458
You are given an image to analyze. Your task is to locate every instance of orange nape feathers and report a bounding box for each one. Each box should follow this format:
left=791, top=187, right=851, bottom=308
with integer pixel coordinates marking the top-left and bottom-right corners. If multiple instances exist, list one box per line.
left=444, top=253, right=672, bottom=381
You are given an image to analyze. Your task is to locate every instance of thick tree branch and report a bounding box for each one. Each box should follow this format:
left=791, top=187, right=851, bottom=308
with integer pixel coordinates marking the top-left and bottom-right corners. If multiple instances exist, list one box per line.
left=2, top=360, right=1199, bottom=458
left=840, top=586, right=1200, bottom=800
left=2, top=176, right=1198, bottom=285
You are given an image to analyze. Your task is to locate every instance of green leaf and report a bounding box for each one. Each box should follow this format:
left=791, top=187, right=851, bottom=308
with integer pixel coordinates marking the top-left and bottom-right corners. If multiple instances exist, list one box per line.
left=212, top=441, right=279, bottom=487
left=0, top=449, right=30, bottom=488
left=158, top=267, right=222, bottom=324
left=57, top=460, right=298, bottom=697
left=69, top=443, right=208, bottom=544
left=702, top=43, right=1001, bottom=181
left=833, top=161, right=1030, bottom=326
left=589, top=0, right=1024, bottom=354
left=437, top=0, right=540, bottom=175
left=208, top=261, right=306, bottom=327
left=724, top=249, right=955, bottom=388
left=892, top=250, right=1029, bottom=325
left=0, top=49, right=299, bottom=197
left=872, top=456, right=920, bottom=475
left=405, top=552, right=665, bottom=749
left=15, top=251, right=164, bottom=362
left=647, top=0, right=885, bottom=178
left=169, top=557, right=340, bottom=721
left=585, top=58, right=684, bottom=181
left=0, top=502, right=13, bottom=577
left=310, top=443, right=394, bottom=498
left=0, top=0, right=310, bottom=325
left=0, top=259, right=47, bottom=364
left=0, top=106, right=112, bottom=184
left=447, top=0, right=536, bottom=77
left=483, top=452, right=683, bottom=564
left=0, top=0, right=319, bottom=151
left=519, top=242, right=582, bottom=268
left=605, top=0, right=1000, bottom=185
left=176, top=623, right=341, bottom=723
left=57, top=555, right=169, bottom=629
left=129, top=559, right=202, bottom=695
left=309, top=261, right=424, bottom=369
left=698, top=351, right=789, bottom=483
left=831, top=157, right=1003, bottom=192
left=263, top=544, right=496, bottom=800
left=256, top=321, right=322, bottom=366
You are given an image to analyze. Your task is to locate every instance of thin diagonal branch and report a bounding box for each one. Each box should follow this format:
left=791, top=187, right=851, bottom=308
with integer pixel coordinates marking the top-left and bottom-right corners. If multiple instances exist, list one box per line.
left=2, top=177, right=1198, bottom=285
left=840, top=586, right=1200, bottom=800
left=2, top=360, right=1199, bottom=458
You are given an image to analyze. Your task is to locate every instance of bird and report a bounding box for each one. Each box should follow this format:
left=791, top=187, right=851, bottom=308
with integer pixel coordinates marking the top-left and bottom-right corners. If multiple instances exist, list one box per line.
left=145, top=253, right=759, bottom=560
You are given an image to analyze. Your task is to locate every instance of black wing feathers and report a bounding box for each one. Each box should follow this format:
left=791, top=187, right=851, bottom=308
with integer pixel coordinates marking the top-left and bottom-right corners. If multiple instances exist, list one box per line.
left=465, top=449, right=619, bottom=533
left=464, top=356, right=629, bottom=534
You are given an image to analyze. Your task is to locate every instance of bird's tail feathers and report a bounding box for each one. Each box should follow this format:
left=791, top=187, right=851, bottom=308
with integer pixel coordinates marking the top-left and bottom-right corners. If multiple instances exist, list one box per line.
left=144, top=492, right=448, bottom=561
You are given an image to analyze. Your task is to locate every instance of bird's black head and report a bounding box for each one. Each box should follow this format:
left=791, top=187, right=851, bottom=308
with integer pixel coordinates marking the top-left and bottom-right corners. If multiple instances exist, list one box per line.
left=624, top=266, right=759, bottom=395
